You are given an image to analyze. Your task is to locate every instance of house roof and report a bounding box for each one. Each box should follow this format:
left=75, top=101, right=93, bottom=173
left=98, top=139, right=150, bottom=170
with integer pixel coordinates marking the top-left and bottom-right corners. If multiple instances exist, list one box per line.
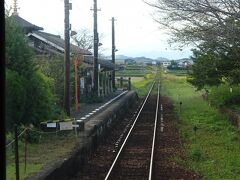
left=10, top=15, right=44, bottom=32
left=28, top=32, right=113, bottom=69
left=9, top=15, right=114, bottom=70
left=28, top=31, right=92, bottom=55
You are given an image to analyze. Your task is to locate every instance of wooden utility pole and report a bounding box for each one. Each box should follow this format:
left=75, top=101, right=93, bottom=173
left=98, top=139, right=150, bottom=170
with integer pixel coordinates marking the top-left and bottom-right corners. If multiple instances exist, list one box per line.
left=93, top=0, right=99, bottom=96
left=111, top=17, right=116, bottom=90
left=73, top=56, right=83, bottom=113
left=64, top=0, right=70, bottom=116
left=74, top=58, right=79, bottom=112
left=14, top=124, right=19, bottom=180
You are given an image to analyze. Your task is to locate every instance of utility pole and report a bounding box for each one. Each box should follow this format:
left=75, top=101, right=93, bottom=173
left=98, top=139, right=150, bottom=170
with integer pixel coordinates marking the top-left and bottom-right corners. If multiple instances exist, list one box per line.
left=92, top=0, right=99, bottom=96
left=64, top=0, right=71, bottom=116
left=111, top=17, right=116, bottom=90
left=14, top=124, right=19, bottom=180
left=74, top=58, right=79, bottom=113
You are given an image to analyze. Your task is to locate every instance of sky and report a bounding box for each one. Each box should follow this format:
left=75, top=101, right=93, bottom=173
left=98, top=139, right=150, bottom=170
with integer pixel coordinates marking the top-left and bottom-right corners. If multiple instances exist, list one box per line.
left=5, top=0, right=193, bottom=60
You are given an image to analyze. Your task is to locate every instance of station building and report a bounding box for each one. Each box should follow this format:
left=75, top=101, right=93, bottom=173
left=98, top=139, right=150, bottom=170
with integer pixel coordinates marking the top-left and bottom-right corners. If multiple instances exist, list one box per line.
left=9, top=14, right=115, bottom=103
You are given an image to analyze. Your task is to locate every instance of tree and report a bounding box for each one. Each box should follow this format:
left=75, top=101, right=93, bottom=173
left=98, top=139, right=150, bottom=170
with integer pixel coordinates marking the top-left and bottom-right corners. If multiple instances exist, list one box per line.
left=168, top=60, right=178, bottom=69
left=71, top=28, right=106, bottom=55
left=71, top=29, right=93, bottom=52
left=188, top=42, right=240, bottom=89
left=23, top=70, right=55, bottom=125
left=36, top=56, right=64, bottom=106
left=5, top=16, right=35, bottom=77
left=5, top=69, right=26, bottom=130
left=145, top=0, right=240, bottom=46
left=145, top=0, right=240, bottom=88
left=5, top=16, right=55, bottom=130
left=187, top=49, right=222, bottom=90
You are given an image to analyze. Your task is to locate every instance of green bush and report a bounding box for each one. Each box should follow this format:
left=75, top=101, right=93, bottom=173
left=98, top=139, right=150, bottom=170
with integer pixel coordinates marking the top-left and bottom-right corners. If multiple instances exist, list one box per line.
left=36, top=57, right=64, bottom=106
left=23, top=70, right=55, bottom=126
left=209, top=84, right=240, bottom=107
left=6, top=69, right=55, bottom=130
left=5, top=69, right=27, bottom=130
left=25, top=129, right=41, bottom=144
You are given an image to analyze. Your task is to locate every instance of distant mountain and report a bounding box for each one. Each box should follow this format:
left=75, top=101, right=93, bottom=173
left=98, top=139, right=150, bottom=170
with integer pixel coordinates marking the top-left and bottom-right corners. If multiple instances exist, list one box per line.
left=112, top=54, right=172, bottom=63
left=115, top=55, right=132, bottom=60
left=133, top=56, right=154, bottom=62
left=115, top=55, right=155, bottom=63
left=155, top=57, right=170, bottom=61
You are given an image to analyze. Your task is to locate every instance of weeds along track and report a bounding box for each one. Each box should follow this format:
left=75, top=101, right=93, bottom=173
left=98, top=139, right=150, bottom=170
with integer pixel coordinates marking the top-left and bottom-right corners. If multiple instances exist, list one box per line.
left=104, top=80, right=160, bottom=180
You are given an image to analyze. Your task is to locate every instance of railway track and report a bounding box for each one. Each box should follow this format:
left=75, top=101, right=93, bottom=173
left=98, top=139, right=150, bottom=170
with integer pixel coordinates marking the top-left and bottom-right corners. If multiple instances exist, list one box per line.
left=104, top=80, right=161, bottom=180
left=72, top=75, right=201, bottom=179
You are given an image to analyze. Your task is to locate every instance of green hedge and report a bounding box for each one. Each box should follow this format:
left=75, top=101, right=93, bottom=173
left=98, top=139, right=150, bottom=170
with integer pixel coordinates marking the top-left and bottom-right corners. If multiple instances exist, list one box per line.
left=209, top=84, right=240, bottom=107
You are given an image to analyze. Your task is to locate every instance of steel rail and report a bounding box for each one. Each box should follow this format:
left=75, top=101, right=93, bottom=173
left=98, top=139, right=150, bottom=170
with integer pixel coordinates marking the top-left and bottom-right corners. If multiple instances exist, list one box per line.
left=104, top=80, right=156, bottom=180
left=148, top=80, right=160, bottom=180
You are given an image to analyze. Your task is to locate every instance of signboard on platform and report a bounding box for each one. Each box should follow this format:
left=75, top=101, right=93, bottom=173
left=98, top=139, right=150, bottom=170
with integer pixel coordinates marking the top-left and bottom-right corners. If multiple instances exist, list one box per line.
left=47, top=123, right=56, bottom=128
left=60, top=121, right=73, bottom=131
left=80, top=78, right=85, bottom=89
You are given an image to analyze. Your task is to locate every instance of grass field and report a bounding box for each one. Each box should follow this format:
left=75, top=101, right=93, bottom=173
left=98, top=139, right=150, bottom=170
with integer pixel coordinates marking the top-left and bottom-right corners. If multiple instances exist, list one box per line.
left=117, top=65, right=157, bottom=97
left=161, top=72, right=240, bottom=179
left=131, top=73, right=156, bottom=97
left=6, top=132, right=78, bottom=180
left=116, top=65, right=154, bottom=77
left=165, top=69, right=189, bottom=76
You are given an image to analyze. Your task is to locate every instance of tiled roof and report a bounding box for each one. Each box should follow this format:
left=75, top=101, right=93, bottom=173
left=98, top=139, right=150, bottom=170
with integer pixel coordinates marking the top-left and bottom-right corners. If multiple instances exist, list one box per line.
left=10, top=15, right=43, bottom=32
left=30, top=31, right=92, bottom=55
left=9, top=15, right=114, bottom=69
left=28, top=32, right=113, bottom=69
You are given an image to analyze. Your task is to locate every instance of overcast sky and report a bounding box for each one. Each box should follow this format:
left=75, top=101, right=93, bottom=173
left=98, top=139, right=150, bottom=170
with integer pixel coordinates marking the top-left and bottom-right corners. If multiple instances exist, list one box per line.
left=5, top=0, right=192, bottom=59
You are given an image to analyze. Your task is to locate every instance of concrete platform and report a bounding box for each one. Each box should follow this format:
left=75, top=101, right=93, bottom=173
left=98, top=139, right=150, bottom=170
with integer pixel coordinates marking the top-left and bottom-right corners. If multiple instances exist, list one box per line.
left=27, top=90, right=138, bottom=180
left=71, top=90, right=125, bottom=122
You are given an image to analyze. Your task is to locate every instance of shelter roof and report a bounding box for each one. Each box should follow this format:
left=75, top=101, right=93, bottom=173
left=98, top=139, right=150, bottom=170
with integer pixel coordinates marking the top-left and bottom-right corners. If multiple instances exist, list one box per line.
left=83, top=55, right=114, bottom=70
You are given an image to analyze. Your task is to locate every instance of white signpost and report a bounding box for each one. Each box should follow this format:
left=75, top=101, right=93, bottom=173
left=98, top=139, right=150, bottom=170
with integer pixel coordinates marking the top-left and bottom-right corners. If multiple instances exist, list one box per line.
left=59, top=121, right=73, bottom=131
left=47, top=123, right=57, bottom=128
